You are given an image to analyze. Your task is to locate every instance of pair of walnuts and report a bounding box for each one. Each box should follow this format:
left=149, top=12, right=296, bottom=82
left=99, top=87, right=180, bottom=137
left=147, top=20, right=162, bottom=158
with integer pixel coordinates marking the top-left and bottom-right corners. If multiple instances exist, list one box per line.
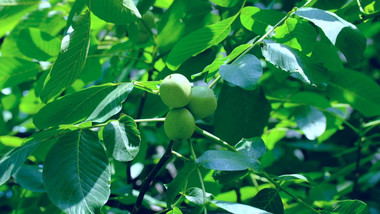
left=159, top=74, right=217, bottom=141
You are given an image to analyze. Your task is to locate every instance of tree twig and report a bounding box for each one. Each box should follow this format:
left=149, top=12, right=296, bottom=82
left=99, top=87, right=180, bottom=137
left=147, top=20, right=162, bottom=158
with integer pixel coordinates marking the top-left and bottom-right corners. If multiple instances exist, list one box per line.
left=132, top=141, right=174, bottom=213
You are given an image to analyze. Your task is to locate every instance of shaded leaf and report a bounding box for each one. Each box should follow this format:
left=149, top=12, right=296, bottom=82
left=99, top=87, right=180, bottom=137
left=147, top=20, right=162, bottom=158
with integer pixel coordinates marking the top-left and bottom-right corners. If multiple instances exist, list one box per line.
left=40, top=11, right=91, bottom=102
left=0, top=128, right=72, bottom=186
left=290, top=92, right=330, bottom=109
left=166, top=161, right=196, bottom=207
left=212, top=200, right=271, bottom=214
left=43, top=130, right=111, bottom=213
left=214, top=84, right=270, bottom=144
left=167, top=16, right=235, bottom=70
left=212, top=170, right=248, bottom=185
left=103, top=115, right=141, bottom=162
left=13, top=165, right=45, bottom=192
left=294, top=106, right=326, bottom=140
left=250, top=188, right=283, bottom=214
left=34, top=83, right=134, bottom=129
left=220, top=54, right=263, bottom=90
left=327, top=69, right=380, bottom=117
left=0, top=57, right=40, bottom=89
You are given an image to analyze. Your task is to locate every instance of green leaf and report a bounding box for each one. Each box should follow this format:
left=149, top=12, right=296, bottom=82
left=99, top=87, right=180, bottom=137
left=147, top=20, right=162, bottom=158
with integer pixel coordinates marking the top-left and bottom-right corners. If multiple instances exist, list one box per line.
left=240, top=6, right=284, bottom=35
left=197, top=150, right=260, bottom=171
left=167, top=207, right=183, bottom=214
left=13, top=165, right=45, bottom=192
left=212, top=200, right=271, bottom=214
left=0, top=128, right=71, bottom=186
left=273, top=18, right=317, bottom=54
left=209, top=0, right=239, bottom=7
left=214, top=84, right=270, bottom=144
left=289, top=92, right=330, bottom=109
left=325, top=200, right=369, bottom=214
left=327, top=69, right=380, bottom=117
left=0, top=0, right=39, bottom=5
left=235, top=137, right=267, bottom=160
left=0, top=57, right=40, bottom=89
left=87, top=0, right=141, bottom=24
left=34, top=83, right=134, bottom=129
left=103, top=115, right=141, bottom=162
left=0, top=8, right=66, bottom=59
left=166, top=161, right=196, bottom=207
left=261, top=40, right=328, bottom=86
left=0, top=139, right=41, bottom=186
left=294, top=106, right=326, bottom=140
left=184, top=187, right=211, bottom=205
left=195, top=43, right=251, bottom=81
left=17, top=28, right=60, bottom=61
left=166, top=16, right=235, bottom=71
left=212, top=170, right=248, bottom=185
left=43, top=130, right=111, bottom=213
left=0, top=5, right=38, bottom=37
left=156, top=0, right=212, bottom=53
left=276, top=174, right=310, bottom=184
left=250, top=188, right=283, bottom=214
left=295, top=8, right=366, bottom=66
left=219, top=54, right=263, bottom=90
left=40, top=10, right=91, bottom=103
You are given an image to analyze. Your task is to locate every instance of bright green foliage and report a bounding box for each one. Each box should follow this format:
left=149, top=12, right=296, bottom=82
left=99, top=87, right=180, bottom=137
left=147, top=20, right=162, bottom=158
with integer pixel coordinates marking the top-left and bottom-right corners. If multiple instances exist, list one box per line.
left=0, top=0, right=379, bottom=213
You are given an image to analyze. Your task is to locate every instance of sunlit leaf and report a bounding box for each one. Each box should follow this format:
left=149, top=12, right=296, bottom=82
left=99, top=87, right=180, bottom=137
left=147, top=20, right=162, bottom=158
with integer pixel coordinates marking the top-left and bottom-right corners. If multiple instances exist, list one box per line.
left=103, top=115, right=141, bottom=162
left=40, top=11, right=91, bottom=102
left=327, top=69, right=380, bottom=117
left=34, top=83, right=134, bottom=129
left=167, top=16, right=235, bottom=70
left=0, top=57, right=40, bottom=89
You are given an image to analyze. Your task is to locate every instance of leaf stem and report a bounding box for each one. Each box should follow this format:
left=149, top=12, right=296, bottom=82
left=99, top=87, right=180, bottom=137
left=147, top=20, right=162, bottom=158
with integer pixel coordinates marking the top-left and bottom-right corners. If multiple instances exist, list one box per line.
left=194, top=126, right=236, bottom=151
left=134, top=118, right=165, bottom=123
left=132, top=140, right=174, bottom=214
left=172, top=150, right=189, bottom=162
left=189, top=141, right=208, bottom=214
left=261, top=172, right=320, bottom=214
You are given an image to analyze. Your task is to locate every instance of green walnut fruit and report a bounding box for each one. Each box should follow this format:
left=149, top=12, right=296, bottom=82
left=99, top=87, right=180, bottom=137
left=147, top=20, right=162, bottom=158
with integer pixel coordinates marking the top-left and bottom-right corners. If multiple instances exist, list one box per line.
left=187, top=86, right=217, bottom=118
left=136, top=12, right=155, bottom=44
left=159, top=73, right=191, bottom=108
left=164, top=108, right=195, bottom=141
